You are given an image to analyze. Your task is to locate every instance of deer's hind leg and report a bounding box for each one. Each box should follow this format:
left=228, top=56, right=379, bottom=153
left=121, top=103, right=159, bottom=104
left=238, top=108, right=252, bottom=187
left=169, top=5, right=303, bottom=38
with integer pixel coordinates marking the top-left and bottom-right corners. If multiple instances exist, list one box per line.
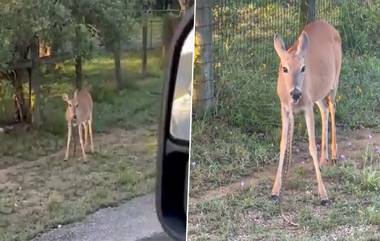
left=328, top=91, right=338, bottom=165
left=317, top=98, right=330, bottom=167
left=88, top=119, right=94, bottom=153
left=84, top=122, right=89, bottom=151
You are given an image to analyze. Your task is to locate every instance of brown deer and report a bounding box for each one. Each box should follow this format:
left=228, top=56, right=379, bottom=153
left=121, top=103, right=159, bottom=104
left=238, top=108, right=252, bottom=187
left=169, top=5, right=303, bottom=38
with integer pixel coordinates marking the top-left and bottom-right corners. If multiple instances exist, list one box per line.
left=271, top=20, right=342, bottom=205
left=62, top=88, right=94, bottom=161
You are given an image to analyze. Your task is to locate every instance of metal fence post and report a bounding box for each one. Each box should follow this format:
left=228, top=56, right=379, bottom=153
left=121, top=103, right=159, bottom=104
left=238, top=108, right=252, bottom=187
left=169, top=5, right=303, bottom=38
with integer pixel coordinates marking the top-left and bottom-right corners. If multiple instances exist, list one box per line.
left=194, top=0, right=214, bottom=114
left=142, top=14, right=148, bottom=77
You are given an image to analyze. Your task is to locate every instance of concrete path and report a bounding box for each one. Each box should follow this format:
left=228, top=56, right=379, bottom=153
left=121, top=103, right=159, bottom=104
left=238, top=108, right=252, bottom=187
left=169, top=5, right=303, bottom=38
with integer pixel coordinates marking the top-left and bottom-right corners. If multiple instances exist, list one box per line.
left=31, top=194, right=173, bottom=241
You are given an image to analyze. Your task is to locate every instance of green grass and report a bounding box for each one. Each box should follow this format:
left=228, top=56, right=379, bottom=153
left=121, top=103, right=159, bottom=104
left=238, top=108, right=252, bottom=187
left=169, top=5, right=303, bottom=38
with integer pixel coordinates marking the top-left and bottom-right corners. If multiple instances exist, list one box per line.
left=0, top=127, right=158, bottom=241
left=190, top=120, right=277, bottom=195
left=189, top=157, right=380, bottom=241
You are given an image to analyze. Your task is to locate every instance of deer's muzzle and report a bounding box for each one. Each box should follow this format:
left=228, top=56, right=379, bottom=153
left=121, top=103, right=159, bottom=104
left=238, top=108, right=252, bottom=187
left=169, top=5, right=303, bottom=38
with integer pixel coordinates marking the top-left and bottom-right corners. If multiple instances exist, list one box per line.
left=290, top=88, right=302, bottom=103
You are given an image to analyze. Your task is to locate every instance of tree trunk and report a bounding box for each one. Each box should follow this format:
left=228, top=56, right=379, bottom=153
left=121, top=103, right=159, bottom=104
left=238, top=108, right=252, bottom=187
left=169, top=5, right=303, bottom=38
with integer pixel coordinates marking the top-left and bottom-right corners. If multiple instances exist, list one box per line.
left=74, top=23, right=83, bottom=90
left=299, top=0, right=316, bottom=33
left=114, top=42, right=123, bottom=90
left=194, top=0, right=214, bottom=114
left=30, top=38, right=42, bottom=128
left=142, top=17, right=148, bottom=78
left=12, top=69, right=28, bottom=122
left=75, top=56, right=82, bottom=89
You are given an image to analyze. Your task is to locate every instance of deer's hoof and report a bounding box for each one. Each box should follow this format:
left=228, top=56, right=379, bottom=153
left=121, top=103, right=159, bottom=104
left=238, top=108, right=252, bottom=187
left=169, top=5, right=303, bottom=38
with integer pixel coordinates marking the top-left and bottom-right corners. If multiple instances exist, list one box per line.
left=321, top=199, right=330, bottom=206
left=271, top=195, right=280, bottom=203
left=332, top=159, right=338, bottom=166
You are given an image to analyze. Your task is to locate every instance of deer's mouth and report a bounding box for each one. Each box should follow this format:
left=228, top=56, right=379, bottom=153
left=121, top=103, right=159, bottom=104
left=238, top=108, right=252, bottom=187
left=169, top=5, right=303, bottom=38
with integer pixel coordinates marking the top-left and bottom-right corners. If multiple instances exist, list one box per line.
left=291, top=98, right=301, bottom=105
left=72, top=116, right=78, bottom=126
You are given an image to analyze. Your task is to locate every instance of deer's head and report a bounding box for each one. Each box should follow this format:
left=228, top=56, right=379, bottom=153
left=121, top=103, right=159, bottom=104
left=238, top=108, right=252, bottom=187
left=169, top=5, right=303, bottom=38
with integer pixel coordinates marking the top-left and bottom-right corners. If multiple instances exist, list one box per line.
left=62, top=91, right=79, bottom=122
left=274, top=31, right=309, bottom=104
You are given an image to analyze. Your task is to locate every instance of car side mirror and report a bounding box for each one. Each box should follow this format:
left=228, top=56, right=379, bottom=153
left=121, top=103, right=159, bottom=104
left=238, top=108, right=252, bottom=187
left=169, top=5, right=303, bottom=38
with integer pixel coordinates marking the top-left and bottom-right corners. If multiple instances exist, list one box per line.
left=156, top=6, right=193, bottom=241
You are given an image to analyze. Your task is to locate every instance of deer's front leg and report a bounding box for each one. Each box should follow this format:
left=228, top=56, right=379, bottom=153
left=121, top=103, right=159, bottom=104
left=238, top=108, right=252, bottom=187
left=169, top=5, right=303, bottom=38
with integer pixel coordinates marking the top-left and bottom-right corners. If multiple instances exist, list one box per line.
left=88, top=120, right=94, bottom=153
left=84, top=122, right=89, bottom=150
left=328, top=96, right=338, bottom=165
left=78, top=124, right=87, bottom=162
left=305, top=106, right=329, bottom=205
left=272, top=107, right=293, bottom=199
left=64, top=123, right=72, bottom=161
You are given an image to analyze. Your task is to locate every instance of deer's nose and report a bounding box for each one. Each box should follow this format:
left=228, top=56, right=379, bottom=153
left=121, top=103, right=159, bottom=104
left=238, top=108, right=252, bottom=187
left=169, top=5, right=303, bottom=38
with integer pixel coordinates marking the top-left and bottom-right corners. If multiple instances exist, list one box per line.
left=290, top=89, right=302, bottom=102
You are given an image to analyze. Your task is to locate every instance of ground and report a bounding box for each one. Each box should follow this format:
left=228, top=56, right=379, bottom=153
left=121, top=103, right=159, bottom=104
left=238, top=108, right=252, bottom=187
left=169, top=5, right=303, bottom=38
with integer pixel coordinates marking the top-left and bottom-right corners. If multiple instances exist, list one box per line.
left=0, top=125, right=158, bottom=241
left=188, top=127, right=380, bottom=241
left=30, top=194, right=172, bottom=241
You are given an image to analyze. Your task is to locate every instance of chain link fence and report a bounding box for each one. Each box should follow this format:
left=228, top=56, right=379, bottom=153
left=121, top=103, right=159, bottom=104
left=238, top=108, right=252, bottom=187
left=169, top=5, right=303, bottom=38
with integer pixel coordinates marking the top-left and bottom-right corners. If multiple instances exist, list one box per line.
left=194, top=0, right=377, bottom=112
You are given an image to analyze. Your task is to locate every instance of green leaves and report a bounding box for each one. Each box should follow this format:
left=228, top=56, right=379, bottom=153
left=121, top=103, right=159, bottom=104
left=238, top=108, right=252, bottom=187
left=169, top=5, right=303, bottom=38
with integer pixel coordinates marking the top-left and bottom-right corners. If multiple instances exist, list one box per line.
left=0, top=0, right=144, bottom=68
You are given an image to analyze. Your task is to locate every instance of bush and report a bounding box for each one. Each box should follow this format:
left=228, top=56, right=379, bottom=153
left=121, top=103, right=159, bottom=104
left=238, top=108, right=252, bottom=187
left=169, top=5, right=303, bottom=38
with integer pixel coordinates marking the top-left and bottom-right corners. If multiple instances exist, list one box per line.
left=0, top=80, right=15, bottom=122
left=337, top=0, right=380, bottom=56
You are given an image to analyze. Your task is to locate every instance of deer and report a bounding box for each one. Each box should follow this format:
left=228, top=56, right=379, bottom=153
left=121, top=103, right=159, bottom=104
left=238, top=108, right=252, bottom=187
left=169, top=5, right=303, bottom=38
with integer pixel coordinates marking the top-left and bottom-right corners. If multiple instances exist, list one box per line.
left=271, top=20, right=342, bottom=205
left=62, top=88, right=94, bottom=162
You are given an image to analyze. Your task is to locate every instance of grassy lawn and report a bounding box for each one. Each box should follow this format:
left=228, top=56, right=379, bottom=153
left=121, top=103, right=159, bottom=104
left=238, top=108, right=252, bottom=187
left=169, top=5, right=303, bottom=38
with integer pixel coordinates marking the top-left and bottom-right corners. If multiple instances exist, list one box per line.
left=189, top=160, right=380, bottom=241
left=0, top=49, right=163, bottom=241
left=189, top=129, right=380, bottom=240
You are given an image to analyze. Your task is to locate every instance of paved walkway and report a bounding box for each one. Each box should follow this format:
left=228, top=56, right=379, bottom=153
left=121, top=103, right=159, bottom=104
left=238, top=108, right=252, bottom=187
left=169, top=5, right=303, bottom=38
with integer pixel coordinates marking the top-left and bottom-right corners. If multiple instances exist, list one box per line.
left=31, top=194, right=172, bottom=241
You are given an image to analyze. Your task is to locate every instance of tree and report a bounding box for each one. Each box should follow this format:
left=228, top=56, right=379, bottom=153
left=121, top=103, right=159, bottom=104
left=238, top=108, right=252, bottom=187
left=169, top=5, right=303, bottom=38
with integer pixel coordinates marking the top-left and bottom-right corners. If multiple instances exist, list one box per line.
left=0, top=0, right=74, bottom=125
left=0, top=0, right=145, bottom=126
left=61, top=0, right=98, bottom=89
left=87, top=0, right=142, bottom=90
left=299, top=0, right=315, bottom=33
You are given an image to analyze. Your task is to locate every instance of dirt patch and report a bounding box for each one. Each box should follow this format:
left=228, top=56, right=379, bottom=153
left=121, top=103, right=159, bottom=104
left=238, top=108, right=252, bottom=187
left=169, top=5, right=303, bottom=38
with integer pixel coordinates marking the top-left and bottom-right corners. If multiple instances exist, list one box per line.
left=190, top=127, right=380, bottom=204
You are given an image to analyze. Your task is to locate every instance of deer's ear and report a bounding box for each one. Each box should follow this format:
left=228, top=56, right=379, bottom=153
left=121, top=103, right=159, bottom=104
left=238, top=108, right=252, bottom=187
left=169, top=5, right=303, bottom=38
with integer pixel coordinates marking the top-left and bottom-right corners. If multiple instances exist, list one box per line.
left=296, top=31, right=309, bottom=57
left=274, top=33, right=286, bottom=58
left=62, top=94, right=69, bottom=102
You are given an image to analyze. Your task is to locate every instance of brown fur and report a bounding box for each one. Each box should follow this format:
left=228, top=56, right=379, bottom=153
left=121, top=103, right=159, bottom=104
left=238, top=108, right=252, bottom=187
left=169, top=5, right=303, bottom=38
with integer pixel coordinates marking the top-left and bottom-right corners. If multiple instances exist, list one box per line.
left=62, top=88, right=94, bottom=161
left=271, top=21, right=342, bottom=203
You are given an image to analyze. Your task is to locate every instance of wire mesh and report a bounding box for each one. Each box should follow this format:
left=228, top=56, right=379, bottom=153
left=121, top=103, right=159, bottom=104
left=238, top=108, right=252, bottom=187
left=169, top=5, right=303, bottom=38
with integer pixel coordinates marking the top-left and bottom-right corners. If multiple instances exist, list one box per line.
left=211, top=0, right=341, bottom=79
left=195, top=0, right=376, bottom=108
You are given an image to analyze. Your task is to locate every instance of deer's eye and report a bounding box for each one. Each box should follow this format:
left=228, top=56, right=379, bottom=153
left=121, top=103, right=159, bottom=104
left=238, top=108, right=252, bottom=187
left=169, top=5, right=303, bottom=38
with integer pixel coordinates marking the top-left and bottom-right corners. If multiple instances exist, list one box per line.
left=76, top=104, right=79, bottom=108
left=301, top=65, right=306, bottom=72
left=69, top=104, right=72, bottom=107
left=282, top=67, right=288, bottom=73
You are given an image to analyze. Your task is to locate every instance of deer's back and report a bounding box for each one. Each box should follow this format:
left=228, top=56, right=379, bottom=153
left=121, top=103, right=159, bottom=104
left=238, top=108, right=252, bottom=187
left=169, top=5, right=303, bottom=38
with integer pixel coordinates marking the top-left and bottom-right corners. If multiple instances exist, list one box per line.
left=77, top=89, right=93, bottom=122
left=293, top=20, right=342, bottom=102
